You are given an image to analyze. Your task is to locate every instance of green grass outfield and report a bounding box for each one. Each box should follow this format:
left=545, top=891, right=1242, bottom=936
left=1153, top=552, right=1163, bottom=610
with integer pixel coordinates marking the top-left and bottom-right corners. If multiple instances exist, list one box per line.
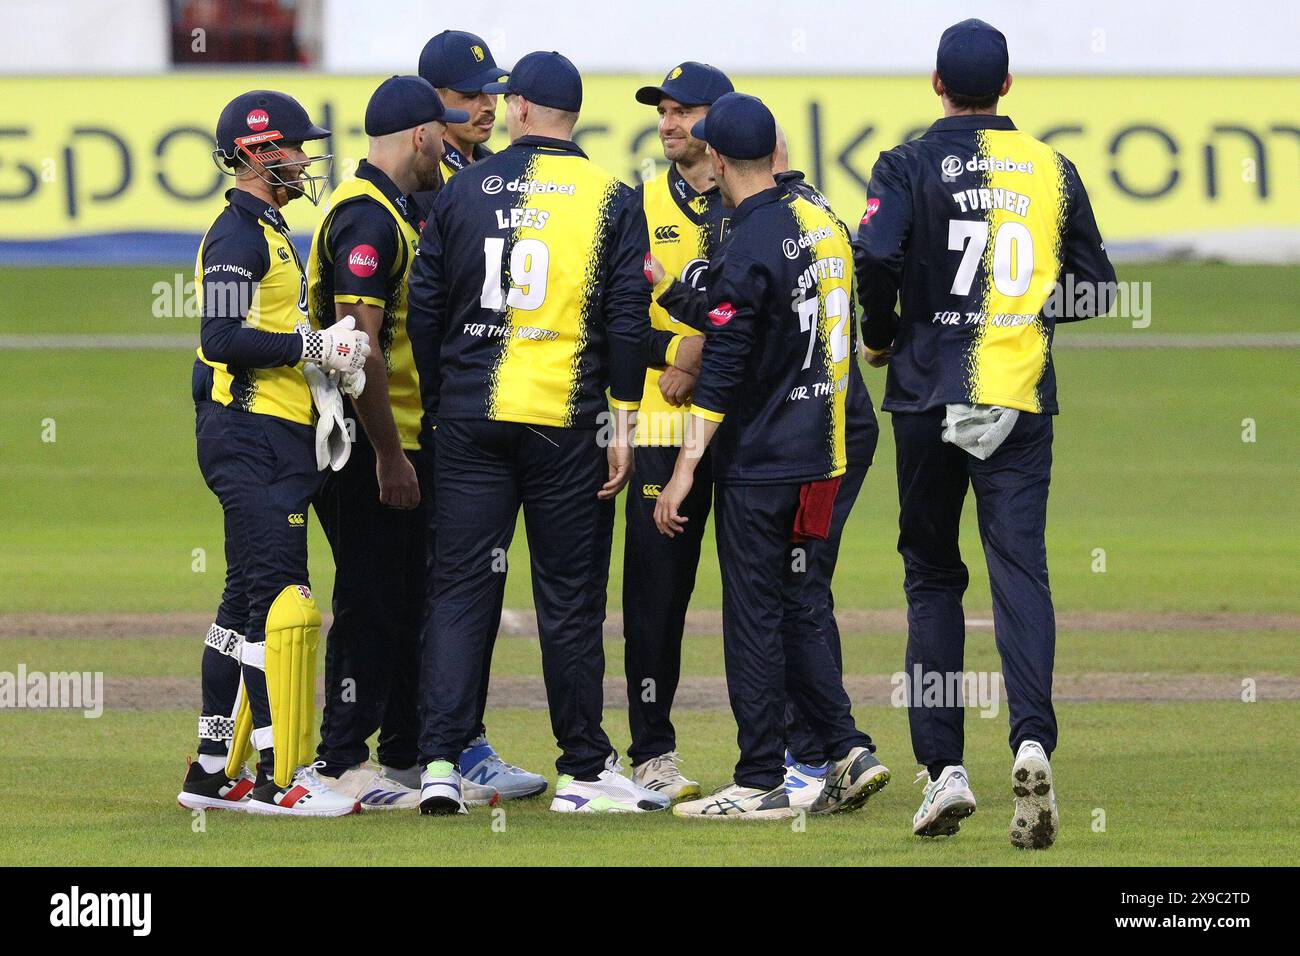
left=0, top=263, right=1296, bottom=866
left=0, top=702, right=1294, bottom=866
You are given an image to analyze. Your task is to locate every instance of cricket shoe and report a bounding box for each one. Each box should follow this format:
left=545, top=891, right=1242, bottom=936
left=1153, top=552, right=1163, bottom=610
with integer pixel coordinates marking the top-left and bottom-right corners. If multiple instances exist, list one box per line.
left=912, top=764, right=976, bottom=837
left=1010, top=741, right=1059, bottom=850
left=459, top=735, right=548, bottom=800
left=811, top=747, right=891, bottom=815
left=244, top=762, right=360, bottom=817
left=318, top=763, right=419, bottom=811
left=632, top=751, right=702, bottom=802
left=783, top=753, right=830, bottom=811
left=673, top=782, right=793, bottom=820
left=176, top=759, right=255, bottom=811
left=550, top=754, right=670, bottom=813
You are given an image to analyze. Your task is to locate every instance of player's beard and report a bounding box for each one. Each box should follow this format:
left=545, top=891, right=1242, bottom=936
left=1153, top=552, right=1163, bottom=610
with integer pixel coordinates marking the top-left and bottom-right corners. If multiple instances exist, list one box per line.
left=413, top=151, right=441, bottom=192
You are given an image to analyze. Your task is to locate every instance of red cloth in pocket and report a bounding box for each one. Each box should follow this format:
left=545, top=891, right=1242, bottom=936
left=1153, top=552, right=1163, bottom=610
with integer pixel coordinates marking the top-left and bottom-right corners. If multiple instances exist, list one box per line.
left=791, top=476, right=842, bottom=542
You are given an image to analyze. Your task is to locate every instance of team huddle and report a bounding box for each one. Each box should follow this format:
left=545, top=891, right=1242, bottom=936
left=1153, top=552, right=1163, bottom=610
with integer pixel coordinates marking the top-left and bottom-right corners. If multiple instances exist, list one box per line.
left=178, top=19, right=1114, bottom=848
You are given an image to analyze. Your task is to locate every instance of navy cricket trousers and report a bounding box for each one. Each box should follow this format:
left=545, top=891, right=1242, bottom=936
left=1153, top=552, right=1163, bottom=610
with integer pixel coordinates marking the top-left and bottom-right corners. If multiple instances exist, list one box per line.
left=622, top=444, right=713, bottom=765
left=715, top=480, right=871, bottom=791
left=784, top=463, right=869, bottom=765
left=313, top=419, right=430, bottom=775
left=892, top=408, right=1057, bottom=768
left=194, top=400, right=321, bottom=755
left=418, top=419, right=614, bottom=779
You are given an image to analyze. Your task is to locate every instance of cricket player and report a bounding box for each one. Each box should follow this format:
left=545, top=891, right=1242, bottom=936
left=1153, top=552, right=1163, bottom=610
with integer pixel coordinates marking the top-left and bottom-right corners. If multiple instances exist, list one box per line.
left=855, top=20, right=1116, bottom=848
left=654, top=93, right=889, bottom=820
left=305, top=76, right=479, bottom=810
left=621, top=61, right=734, bottom=802
left=411, top=33, right=547, bottom=799
left=407, top=51, right=668, bottom=815
left=179, top=90, right=371, bottom=816
left=643, top=125, right=883, bottom=810
left=418, top=30, right=509, bottom=183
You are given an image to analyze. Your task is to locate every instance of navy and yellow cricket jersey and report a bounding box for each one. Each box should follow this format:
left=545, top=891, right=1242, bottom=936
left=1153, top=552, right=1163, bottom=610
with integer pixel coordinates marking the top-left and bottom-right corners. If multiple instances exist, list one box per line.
left=855, top=114, right=1116, bottom=415
left=692, top=185, right=856, bottom=485
left=634, top=165, right=728, bottom=446
left=193, top=189, right=313, bottom=425
left=306, top=160, right=423, bottom=450
left=441, top=139, right=493, bottom=182
left=406, top=135, right=649, bottom=429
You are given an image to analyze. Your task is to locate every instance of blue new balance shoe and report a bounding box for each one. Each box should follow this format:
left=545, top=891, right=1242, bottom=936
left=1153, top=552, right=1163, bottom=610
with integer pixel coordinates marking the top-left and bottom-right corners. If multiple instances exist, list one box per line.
left=459, top=735, right=548, bottom=800
left=783, top=752, right=830, bottom=811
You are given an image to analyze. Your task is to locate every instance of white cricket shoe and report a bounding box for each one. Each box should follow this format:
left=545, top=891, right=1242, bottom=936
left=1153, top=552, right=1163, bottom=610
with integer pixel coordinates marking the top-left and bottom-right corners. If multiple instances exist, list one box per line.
left=1010, top=741, right=1059, bottom=849
left=912, top=764, right=977, bottom=837
left=550, top=754, right=670, bottom=813
left=783, top=755, right=829, bottom=811
left=459, top=735, right=548, bottom=800
left=419, top=760, right=469, bottom=815
left=318, top=763, right=419, bottom=811
left=673, top=782, right=793, bottom=820
left=632, top=751, right=702, bottom=802
left=244, top=762, right=360, bottom=817
left=811, top=746, right=891, bottom=815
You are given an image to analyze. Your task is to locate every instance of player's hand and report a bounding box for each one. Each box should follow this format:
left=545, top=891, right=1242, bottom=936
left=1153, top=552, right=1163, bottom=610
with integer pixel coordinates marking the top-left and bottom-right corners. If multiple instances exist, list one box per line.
left=861, top=341, right=892, bottom=368
left=599, top=441, right=632, bottom=499
left=653, top=471, right=693, bottom=537
left=672, top=335, right=704, bottom=375
left=301, top=315, right=371, bottom=374
left=658, top=366, right=696, bottom=407
left=376, top=451, right=421, bottom=509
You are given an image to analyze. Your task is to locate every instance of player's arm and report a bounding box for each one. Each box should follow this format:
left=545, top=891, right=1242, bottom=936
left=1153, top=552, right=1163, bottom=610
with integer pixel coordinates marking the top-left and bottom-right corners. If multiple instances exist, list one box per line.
left=853, top=150, right=911, bottom=364
left=654, top=255, right=763, bottom=536
left=327, top=204, right=419, bottom=508
left=1055, top=157, right=1118, bottom=323
left=600, top=184, right=654, bottom=497
left=406, top=188, right=452, bottom=424
left=198, top=231, right=302, bottom=366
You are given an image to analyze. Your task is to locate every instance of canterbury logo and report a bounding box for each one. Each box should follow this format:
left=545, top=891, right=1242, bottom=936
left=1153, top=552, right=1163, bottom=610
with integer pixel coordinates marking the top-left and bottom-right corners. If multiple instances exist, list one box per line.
left=287, top=514, right=305, bottom=526
left=641, top=484, right=662, bottom=498
left=654, top=225, right=680, bottom=241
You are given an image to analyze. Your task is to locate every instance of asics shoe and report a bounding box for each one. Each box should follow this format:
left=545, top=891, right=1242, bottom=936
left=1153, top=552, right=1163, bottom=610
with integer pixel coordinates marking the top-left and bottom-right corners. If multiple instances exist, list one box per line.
left=673, top=782, right=793, bottom=820
left=783, top=753, right=829, bottom=811
left=811, top=746, right=891, bottom=815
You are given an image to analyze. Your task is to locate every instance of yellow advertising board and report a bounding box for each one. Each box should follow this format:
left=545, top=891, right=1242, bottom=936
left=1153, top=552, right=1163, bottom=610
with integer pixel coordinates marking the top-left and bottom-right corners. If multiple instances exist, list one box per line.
left=0, top=73, right=1296, bottom=258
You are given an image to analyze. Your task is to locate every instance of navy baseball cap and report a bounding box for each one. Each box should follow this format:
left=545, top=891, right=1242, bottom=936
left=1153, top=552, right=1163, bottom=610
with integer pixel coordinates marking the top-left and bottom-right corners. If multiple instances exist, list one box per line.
left=484, top=51, right=582, bottom=112
left=365, top=76, right=469, bottom=136
left=215, top=90, right=329, bottom=161
left=936, top=19, right=1009, bottom=97
left=635, top=62, right=733, bottom=107
left=419, top=30, right=509, bottom=93
left=689, top=92, right=775, bottom=160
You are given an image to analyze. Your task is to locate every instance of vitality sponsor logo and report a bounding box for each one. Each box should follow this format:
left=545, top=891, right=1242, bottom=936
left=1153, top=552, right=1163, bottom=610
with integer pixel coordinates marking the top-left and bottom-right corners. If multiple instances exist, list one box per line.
left=347, top=244, right=379, bottom=277
left=708, top=301, right=736, bottom=326
left=860, top=197, right=881, bottom=225
left=245, top=109, right=270, bottom=131
left=483, top=175, right=577, bottom=196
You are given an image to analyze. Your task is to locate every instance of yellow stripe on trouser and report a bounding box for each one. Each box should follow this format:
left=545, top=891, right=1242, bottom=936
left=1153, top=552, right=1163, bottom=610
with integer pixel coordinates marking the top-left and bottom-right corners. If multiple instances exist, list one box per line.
left=968, top=129, right=1066, bottom=413
left=224, top=585, right=321, bottom=787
